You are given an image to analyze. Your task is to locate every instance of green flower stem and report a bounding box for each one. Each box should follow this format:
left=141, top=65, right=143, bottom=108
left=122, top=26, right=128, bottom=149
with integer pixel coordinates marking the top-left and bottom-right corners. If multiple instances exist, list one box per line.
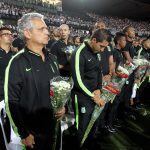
left=81, top=105, right=104, bottom=147
left=52, top=120, right=60, bottom=150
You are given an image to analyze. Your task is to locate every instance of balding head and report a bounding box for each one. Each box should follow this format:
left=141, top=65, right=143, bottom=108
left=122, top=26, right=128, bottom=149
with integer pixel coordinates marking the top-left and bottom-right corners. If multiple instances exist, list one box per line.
left=59, top=24, right=69, bottom=30
left=143, top=38, right=150, bottom=50
left=123, top=26, right=135, bottom=39
left=94, top=21, right=106, bottom=30
left=59, top=24, right=70, bottom=40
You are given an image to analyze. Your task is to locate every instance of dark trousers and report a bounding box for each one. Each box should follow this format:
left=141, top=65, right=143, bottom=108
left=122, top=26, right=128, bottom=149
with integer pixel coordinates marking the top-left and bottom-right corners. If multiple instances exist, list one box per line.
left=107, top=96, right=121, bottom=126
left=139, top=77, right=150, bottom=104
left=117, top=72, right=135, bottom=119
left=26, top=124, right=61, bottom=150
left=72, top=92, right=100, bottom=149
left=98, top=102, right=109, bottom=128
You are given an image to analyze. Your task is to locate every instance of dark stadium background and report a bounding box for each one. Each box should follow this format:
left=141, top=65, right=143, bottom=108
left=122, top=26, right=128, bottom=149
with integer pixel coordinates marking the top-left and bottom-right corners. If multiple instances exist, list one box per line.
left=63, top=0, right=150, bottom=21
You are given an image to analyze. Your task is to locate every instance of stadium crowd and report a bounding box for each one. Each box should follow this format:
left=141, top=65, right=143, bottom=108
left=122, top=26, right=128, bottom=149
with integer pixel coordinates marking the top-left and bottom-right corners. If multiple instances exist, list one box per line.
left=0, top=0, right=150, bottom=150
left=0, top=0, right=150, bottom=37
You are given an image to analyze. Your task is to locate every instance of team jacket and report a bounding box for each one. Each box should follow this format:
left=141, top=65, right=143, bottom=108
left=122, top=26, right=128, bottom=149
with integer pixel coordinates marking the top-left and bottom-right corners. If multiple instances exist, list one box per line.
left=0, top=48, right=15, bottom=100
left=71, top=42, right=102, bottom=98
left=4, top=47, right=59, bottom=139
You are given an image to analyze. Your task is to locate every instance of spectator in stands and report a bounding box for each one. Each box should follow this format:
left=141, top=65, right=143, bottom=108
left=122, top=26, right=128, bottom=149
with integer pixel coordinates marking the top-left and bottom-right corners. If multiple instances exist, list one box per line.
left=94, top=21, right=106, bottom=31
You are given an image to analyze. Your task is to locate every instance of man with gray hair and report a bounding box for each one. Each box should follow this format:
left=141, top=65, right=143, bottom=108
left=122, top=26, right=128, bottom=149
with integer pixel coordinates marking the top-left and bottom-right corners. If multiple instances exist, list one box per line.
left=4, top=13, right=65, bottom=149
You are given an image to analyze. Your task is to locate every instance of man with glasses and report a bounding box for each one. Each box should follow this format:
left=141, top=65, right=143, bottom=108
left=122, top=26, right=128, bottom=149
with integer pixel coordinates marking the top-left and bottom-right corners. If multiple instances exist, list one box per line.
left=4, top=13, right=65, bottom=149
left=0, top=26, right=15, bottom=149
left=0, top=26, right=14, bottom=102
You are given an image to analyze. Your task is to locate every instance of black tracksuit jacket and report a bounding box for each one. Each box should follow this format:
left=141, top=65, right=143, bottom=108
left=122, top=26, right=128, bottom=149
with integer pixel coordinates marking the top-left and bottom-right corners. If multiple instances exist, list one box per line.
left=5, top=47, right=59, bottom=139
left=71, top=41, right=102, bottom=98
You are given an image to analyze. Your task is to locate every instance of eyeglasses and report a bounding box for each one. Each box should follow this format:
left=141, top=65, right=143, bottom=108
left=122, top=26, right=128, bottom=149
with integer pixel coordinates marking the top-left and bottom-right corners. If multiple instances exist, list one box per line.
left=0, top=33, right=13, bottom=37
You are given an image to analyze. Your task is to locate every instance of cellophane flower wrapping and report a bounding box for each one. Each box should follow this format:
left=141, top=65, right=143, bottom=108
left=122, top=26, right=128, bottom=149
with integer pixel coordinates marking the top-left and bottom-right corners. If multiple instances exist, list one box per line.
left=62, top=45, right=76, bottom=61
left=50, top=76, right=74, bottom=113
left=50, top=76, right=74, bottom=150
left=124, top=62, right=136, bottom=74
left=100, top=65, right=129, bottom=103
left=133, top=57, right=150, bottom=83
left=81, top=65, right=130, bottom=146
left=133, top=56, right=149, bottom=67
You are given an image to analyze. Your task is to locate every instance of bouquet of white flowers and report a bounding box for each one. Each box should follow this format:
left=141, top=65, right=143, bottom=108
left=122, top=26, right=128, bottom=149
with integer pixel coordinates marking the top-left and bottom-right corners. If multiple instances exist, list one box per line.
left=50, top=76, right=73, bottom=113
left=50, top=76, right=73, bottom=150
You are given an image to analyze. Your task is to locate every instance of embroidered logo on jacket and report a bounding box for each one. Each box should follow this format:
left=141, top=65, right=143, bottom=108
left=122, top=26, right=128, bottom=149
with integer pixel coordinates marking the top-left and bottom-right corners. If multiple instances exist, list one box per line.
left=26, top=68, right=31, bottom=72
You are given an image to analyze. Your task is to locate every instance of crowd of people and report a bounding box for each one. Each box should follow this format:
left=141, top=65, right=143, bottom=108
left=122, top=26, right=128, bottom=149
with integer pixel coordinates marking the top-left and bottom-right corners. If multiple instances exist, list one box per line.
left=87, top=13, right=150, bottom=36
left=0, top=1, right=150, bottom=37
left=0, top=1, right=150, bottom=150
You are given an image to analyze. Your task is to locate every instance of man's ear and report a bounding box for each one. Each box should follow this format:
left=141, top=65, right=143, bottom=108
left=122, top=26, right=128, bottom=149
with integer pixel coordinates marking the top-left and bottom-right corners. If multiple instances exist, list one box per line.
left=24, top=29, right=31, bottom=40
left=91, top=38, right=97, bottom=43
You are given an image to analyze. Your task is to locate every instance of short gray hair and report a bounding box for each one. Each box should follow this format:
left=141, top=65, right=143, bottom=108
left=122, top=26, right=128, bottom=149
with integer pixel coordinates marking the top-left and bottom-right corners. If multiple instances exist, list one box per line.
left=17, top=13, right=44, bottom=39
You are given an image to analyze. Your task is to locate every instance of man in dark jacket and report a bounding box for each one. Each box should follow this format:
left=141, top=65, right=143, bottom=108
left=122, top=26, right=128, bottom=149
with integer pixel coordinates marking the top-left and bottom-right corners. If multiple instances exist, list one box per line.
left=0, top=26, right=15, bottom=101
left=122, top=26, right=136, bottom=63
left=0, top=26, right=15, bottom=150
left=4, top=13, right=65, bottom=150
left=71, top=29, right=109, bottom=149
left=50, top=24, right=71, bottom=77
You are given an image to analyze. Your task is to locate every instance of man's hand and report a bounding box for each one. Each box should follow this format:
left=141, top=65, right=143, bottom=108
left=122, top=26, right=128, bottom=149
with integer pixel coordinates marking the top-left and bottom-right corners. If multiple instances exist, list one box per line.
left=93, top=89, right=101, bottom=96
left=103, top=75, right=111, bottom=82
left=22, top=134, right=35, bottom=148
left=92, top=90, right=105, bottom=107
left=55, top=107, right=65, bottom=120
left=130, top=98, right=134, bottom=106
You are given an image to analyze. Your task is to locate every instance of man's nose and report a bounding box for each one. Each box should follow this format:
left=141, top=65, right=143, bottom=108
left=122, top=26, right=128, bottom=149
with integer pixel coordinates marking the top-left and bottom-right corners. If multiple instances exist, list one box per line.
left=45, top=30, right=50, bottom=36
